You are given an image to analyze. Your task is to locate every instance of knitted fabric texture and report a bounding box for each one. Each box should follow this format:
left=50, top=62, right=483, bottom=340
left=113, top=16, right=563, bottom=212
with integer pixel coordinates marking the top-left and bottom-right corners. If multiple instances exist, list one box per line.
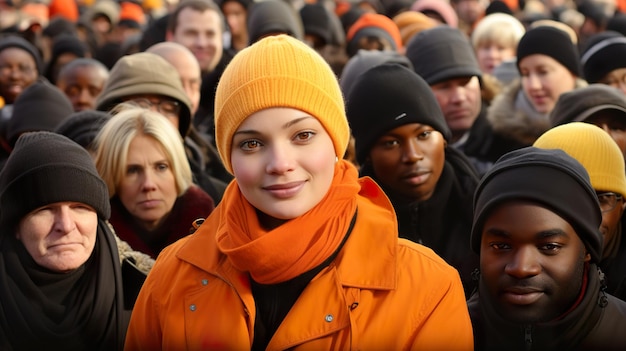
left=346, top=63, right=451, bottom=164
left=214, top=34, right=348, bottom=174
left=471, top=147, right=603, bottom=262
left=0, top=131, right=110, bottom=230
left=516, top=26, right=581, bottom=76
left=405, top=26, right=482, bottom=85
left=549, top=84, right=626, bottom=127
left=581, top=31, right=626, bottom=83
left=534, top=122, right=626, bottom=197
left=246, top=0, right=304, bottom=45
left=346, top=13, right=403, bottom=56
left=95, top=52, right=192, bottom=137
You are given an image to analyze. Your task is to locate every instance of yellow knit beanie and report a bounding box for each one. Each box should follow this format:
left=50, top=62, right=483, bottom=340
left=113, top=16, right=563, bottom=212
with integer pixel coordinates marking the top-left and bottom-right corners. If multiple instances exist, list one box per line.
left=214, top=34, right=348, bottom=174
left=534, top=122, right=626, bottom=196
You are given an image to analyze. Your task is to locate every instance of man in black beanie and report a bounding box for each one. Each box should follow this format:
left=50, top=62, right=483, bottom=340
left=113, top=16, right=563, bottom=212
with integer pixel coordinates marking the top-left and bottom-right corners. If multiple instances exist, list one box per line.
left=467, top=146, right=626, bottom=350
left=405, top=25, right=523, bottom=175
left=346, top=63, right=480, bottom=297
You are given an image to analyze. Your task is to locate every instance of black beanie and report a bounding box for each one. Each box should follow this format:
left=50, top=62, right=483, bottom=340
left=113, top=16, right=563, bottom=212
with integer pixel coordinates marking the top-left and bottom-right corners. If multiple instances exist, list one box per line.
left=550, top=84, right=626, bottom=127
left=299, top=3, right=331, bottom=45
left=580, top=31, right=626, bottom=84
left=471, top=147, right=603, bottom=263
left=516, top=26, right=581, bottom=76
left=0, top=35, right=43, bottom=75
left=246, top=0, right=304, bottom=44
left=55, top=110, right=112, bottom=150
left=0, top=131, right=111, bottom=230
left=346, top=63, right=451, bottom=165
left=405, top=26, right=482, bottom=85
left=7, top=78, right=74, bottom=147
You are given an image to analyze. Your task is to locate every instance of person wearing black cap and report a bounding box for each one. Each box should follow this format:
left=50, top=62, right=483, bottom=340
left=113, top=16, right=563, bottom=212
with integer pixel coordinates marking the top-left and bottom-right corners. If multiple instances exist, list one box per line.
left=467, top=146, right=626, bottom=350
left=581, top=30, right=626, bottom=94
left=347, top=63, right=480, bottom=297
left=487, top=25, right=587, bottom=147
left=0, top=131, right=149, bottom=350
left=405, top=25, right=524, bottom=175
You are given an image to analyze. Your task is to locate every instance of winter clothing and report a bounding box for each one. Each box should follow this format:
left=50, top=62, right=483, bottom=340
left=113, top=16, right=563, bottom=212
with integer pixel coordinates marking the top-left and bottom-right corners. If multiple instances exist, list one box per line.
left=550, top=84, right=626, bottom=126
left=0, top=35, right=43, bottom=75
left=44, top=34, right=88, bottom=84
left=125, top=173, right=473, bottom=350
left=95, top=52, right=192, bottom=138
left=405, top=26, right=482, bottom=86
left=346, top=13, right=403, bottom=57
left=55, top=110, right=112, bottom=150
left=340, top=49, right=413, bottom=97
left=516, top=26, right=581, bottom=76
left=109, top=185, right=215, bottom=259
left=471, top=147, right=603, bottom=263
left=581, top=31, right=626, bottom=84
left=300, top=3, right=332, bottom=45
left=215, top=35, right=349, bottom=174
left=126, top=34, right=473, bottom=350
left=393, top=10, right=437, bottom=46
left=0, top=131, right=137, bottom=350
left=6, top=78, right=73, bottom=148
left=410, top=0, right=458, bottom=27
left=487, top=78, right=588, bottom=146
left=246, top=0, right=304, bottom=45
left=468, top=264, right=626, bottom=350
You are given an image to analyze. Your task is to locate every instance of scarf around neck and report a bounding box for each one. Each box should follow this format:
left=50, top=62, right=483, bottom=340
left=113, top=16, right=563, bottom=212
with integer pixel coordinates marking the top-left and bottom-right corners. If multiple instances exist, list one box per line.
left=216, top=160, right=360, bottom=284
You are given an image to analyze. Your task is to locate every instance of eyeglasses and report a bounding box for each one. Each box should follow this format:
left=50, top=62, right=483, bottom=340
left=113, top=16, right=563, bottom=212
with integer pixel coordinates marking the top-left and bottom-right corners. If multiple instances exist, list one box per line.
left=128, top=97, right=181, bottom=117
left=597, top=192, right=623, bottom=213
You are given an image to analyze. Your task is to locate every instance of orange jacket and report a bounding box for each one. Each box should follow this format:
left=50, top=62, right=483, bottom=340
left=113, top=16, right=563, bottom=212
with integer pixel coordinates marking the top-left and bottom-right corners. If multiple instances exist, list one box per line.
left=125, top=178, right=473, bottom=350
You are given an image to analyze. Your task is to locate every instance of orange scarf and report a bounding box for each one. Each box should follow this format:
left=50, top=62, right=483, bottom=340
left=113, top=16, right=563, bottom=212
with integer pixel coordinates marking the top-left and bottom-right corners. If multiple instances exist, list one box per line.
left=216, top=160, right=360, bottom=284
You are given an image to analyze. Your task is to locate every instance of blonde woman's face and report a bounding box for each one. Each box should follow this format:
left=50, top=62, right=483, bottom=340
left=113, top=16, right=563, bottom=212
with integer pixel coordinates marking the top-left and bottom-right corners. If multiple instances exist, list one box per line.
left=231, top=108, right=336, bottom=228
left=476, top=42, right=516, bottom=74
left=118, top=134, right=178, bottom=231
left=519, top=54, right=577, bottom=114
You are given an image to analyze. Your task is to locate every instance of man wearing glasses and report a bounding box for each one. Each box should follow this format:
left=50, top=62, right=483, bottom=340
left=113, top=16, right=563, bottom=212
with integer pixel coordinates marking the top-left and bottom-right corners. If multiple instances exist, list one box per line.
left=535, top=122, right=626, bottom=301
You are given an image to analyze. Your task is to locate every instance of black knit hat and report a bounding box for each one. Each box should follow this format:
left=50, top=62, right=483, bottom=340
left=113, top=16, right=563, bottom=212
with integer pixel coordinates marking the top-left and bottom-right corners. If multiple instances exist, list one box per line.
left=0, top=35, right=43, bottom=75
left=405, top=26, right=482, bottom=85
left=246, top=0, right=304, bottom=45
left=300, top=3, right=331, bottom=46
left=7, top=78, right=74, bottom=147
left=516, top=26, right=581, bottom=76
left=580, top=31, right=626, bottom=84
left=55, top=110, right=112, bottom=150
left=346, top=63, right=451, bottom=164
left=0, top=131, right=111, bottom=230
left=471, top=147, right=603, bottom=263
left=550, top=84, right=626, bottom=127
left=340, top=49, right=413, bottom=97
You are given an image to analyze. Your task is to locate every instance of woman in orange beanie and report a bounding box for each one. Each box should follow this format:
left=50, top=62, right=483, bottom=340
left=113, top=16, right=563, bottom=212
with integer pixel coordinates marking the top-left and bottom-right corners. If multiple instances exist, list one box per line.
left=125, top=34, right=473, bottom=350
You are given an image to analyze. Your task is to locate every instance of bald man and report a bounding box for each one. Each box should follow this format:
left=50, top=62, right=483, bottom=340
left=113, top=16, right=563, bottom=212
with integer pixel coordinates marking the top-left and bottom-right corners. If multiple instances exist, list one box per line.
left=146, top=41, right=201, bottom=115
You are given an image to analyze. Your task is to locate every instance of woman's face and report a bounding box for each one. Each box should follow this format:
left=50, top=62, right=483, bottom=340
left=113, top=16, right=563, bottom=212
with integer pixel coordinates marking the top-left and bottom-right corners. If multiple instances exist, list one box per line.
left=476, top=42, right=516, bottom=74
left=118, top=134, right=178, bottom=230
left=231, top=108, right=336, bottom=227
left=368, top=123, right=446, bottom=202
left=16, top=202, right=98, bottom=273
left=519, top=54, right=577, bottom=114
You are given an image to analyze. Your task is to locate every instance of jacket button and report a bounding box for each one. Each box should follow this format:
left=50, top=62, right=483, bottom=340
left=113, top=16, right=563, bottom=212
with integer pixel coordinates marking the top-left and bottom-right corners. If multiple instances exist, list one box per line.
left=190, top=304, right=197, bottom=311
left=325, top=314, right=334, bottom=322
left=201, top=279, right=208, bottom=286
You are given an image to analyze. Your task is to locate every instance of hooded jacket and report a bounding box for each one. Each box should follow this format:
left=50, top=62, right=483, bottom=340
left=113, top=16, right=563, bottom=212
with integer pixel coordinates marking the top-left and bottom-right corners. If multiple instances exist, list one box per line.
left=487, top=79, right=587, bottom=146
left=468, top=264, right=626, bottom=350
left=125, top=178, right=473, bottom=350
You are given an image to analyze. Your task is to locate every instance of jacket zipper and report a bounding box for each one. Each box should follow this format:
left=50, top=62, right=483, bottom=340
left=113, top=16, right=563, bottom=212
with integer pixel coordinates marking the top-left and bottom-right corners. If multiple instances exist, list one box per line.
left=524, top=325, right=532, bottom=351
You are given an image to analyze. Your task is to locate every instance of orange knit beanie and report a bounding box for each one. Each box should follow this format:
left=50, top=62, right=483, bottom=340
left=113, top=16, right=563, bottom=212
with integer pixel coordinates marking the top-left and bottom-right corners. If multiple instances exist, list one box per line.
left=214, top=34, right=348, bottom=173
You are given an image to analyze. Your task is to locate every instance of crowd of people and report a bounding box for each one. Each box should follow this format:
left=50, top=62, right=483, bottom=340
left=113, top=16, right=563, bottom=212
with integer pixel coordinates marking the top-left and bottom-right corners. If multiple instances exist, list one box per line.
left=1, top=0, right=626, bottom=348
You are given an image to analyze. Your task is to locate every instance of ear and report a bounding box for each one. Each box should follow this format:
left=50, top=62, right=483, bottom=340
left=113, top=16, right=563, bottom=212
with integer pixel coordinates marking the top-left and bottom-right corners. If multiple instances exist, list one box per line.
left=583, top=251, right=591, bottom=263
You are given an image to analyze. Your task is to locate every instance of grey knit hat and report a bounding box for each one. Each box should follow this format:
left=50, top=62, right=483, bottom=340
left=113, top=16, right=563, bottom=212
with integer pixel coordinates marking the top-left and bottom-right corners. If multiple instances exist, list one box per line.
left=95, top=52, right=192, bottom=137
left=471, top=147, right=603, bottom=263
left=550, top=84, right=626, bottom=127
left=0, top=131, right=111, bottom=230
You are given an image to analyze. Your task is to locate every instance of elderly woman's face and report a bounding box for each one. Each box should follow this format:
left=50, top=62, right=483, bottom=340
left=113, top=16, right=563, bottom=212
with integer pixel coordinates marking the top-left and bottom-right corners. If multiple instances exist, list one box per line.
left=118, top=134, right=178, bottom=231
left=16, top=202, right=98, bottom=273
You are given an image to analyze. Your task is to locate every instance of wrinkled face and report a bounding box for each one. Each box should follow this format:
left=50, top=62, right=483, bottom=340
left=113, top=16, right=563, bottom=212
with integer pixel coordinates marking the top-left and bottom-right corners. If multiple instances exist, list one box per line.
left=0, top=47, right=38, bottom=104
left=585, top=110, right=626, bottom=159
left=57, top=65, right=108, bottom=112
left=118, top=134, right=178, bottom=231
left=476, top=42, right=516, bottom=74
left=16, top=202, right=98, bottom=273
left=480, top=201, right=589, bottom=323
left=168, top=8, right=224, bottom=72
left=231, top=108, right=336, bottom=229
left=430, top=76, right=481, bottom=141
left=599, top=67, right=626, bottom=95
left=519, top=54, right=577, bottom=114
left=222, top=1, right=247, bottom=37
left=161, top=52, right=201, bottom=115
left=368, top=123, right=446, bottom=202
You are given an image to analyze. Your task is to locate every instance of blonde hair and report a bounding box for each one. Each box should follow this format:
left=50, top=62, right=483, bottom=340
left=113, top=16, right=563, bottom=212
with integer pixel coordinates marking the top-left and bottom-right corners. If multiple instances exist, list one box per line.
left=471, top=13, right=525, bottom=50
left=94, top=105, right=192, bottom=198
